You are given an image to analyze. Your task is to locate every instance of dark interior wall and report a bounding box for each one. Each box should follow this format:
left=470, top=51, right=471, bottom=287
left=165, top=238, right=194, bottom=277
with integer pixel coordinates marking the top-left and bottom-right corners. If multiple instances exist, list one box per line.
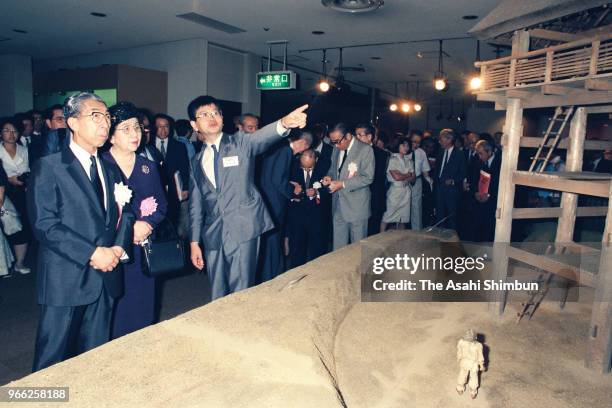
left=33, top=64, right=167, bottom=114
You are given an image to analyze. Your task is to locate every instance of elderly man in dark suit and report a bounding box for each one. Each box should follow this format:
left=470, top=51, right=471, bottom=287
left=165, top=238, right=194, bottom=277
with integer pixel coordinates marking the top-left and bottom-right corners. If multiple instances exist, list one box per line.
left=471, top=139, right=501, bottom=242
left=258, top=130, right=312, bottom=282
left=434, top=128, right=467, bottom=231
left=188, top=95, right=308, bottom=299
left=27, top=92, right=134, bottom=371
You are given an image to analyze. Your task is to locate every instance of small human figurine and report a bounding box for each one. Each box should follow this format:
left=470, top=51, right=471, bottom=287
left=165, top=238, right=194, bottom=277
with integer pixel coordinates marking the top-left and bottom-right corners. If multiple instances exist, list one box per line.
left=456, top=329, right=485, bottom=399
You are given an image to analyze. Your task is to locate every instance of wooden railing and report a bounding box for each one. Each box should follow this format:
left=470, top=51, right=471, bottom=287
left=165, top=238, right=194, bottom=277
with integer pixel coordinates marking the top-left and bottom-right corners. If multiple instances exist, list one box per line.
left=474, top=33, right=612, bottom=92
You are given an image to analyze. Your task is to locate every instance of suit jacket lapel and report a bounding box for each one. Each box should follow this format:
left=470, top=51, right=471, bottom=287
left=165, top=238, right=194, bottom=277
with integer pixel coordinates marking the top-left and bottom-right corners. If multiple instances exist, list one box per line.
left=99, top=159, right=117, bottom=226
left=62, top=148, right=105, bottom=219
left=194, top=149, right=215, bottom=193
left=218, top=133, right=231, bottom=191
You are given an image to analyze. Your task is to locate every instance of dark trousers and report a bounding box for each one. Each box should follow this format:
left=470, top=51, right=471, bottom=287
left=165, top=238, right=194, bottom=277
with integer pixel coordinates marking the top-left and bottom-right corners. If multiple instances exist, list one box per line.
left=32, top=287, right=113, bottom=372
left=435, top=186, right=459, bottom=230
left=367, top=213, right=384, bottom=236
left=258, top=227, right=284, bottom=283
left=288, top=223, right=327, bottom=269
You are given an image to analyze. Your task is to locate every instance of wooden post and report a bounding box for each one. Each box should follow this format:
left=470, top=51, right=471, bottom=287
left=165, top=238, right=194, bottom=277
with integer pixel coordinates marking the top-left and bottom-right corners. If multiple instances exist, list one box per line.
left=589, top=40, right=600, bottom=76
left=490, top=30, right=529, bottom=317
left=508, top=30, right=530, bottom=88
left=585, top=183, right=612, bottom=373
left=491, top=98, right=524, bottom=315
left=544, top=51, right=553, bottom=83
left=555, top=107, right=587, bottom=242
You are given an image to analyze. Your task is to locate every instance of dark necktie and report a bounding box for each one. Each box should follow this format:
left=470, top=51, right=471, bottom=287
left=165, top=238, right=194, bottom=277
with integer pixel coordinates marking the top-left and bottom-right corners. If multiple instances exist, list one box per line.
left=305, top=169, right=311, bottom=188
left=90, top=156, right=105, bottom=213
left=339, top=150, right=348, bottom=175
left=160, top=140, right=166, bottom=158
left=440, top=150, right=448, bottom=177
left=211, top=145, right=220, bottom=190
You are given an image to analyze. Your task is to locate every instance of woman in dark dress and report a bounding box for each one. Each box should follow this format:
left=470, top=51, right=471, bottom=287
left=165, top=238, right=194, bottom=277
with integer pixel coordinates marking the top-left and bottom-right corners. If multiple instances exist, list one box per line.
left=103, top=102, right=167, bottom=339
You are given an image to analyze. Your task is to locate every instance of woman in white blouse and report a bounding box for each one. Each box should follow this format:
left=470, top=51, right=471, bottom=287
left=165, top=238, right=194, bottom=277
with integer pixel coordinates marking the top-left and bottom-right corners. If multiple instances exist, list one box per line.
left=381, top=137, right=416, bottom=232
left=0, top=118, right=31, bottom=274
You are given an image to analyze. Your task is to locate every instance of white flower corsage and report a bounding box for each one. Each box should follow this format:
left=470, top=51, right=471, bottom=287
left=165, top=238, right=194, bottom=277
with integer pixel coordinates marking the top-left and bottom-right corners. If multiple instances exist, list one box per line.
left=114, top=182, right=133, bottom=207
left=311, top=181, right=322, bottom=202
left=348, top=162, right=358, bottom=178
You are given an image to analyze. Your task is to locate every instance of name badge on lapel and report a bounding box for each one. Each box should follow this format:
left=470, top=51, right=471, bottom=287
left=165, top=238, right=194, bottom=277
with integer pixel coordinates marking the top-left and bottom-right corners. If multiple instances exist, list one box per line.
left=222, top=156, right=239, bottom=167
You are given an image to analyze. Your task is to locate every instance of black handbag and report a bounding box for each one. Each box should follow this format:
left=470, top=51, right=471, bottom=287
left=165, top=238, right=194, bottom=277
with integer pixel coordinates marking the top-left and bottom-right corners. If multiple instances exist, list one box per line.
left=142, top=219, right=185, bottom=277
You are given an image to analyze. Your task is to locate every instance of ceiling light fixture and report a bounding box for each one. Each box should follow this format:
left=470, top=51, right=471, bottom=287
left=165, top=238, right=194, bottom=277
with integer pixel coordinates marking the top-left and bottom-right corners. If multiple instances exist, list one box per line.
left=433, top=40, right=447, bottom=91
left=389, top=103, right=398, bottom=112
left=317, top=49, right=331, bottom=93
left=401, top=102, right=411, bottom=113
left=413, top=81, right=423, bottom=112
left=322, top=0, right=384, bottom=14
left=469, top=40, right=482, bottom=90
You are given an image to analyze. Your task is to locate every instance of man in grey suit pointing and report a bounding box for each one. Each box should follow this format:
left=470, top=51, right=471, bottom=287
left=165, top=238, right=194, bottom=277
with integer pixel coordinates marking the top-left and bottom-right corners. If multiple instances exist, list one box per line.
left=322, top=123, right=374, bottom=250
left=188, top=95, right=307, bottom=300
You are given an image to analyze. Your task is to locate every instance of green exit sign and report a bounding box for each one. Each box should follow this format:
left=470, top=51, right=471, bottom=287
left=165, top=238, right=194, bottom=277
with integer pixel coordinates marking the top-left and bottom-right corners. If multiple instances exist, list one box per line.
left=256, top=70, right=297, bottom=90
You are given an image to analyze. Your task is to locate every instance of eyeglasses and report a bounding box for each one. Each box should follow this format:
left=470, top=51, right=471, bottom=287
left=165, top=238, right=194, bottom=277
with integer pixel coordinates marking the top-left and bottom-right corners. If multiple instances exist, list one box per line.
left=1, top=129, right=18, bottom=135
left=116, top=124, right=143, bottom=134
left=195, top=110, right=222, bottom=120
left=156, top=125, right=170, bottom=130
left=330, top=135, right=346, bottom=145
left=51, top=116, right=66, bottom=122
left=80, top=111, right=111, bottom=124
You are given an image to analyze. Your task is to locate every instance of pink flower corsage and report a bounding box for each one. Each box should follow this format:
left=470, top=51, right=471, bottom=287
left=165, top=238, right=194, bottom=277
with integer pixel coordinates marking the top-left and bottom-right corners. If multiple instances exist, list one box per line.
left=140, top=196, right=158, bottom=217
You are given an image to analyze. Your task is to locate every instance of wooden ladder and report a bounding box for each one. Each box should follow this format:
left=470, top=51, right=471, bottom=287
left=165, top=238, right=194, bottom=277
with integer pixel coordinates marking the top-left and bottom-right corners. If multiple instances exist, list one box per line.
left=528, top=106, right=575, bottom=172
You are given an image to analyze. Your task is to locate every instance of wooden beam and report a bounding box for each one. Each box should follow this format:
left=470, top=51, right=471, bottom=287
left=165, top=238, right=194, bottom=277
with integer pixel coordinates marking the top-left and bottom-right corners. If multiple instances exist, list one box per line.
left=520, top=137, right=612, bottom=151
left=507, top=89, right=537, bottom=99
left=586, top=78, right=612, bottom=91
left=512, top=171, right=612, bottom=198
left=541, top=84, right=572, bottom=95
left=506, top=246, right=595, bottom=288
left=529, top=28, right=580, bottom=43
left=580, top=23, right=612, bottom=40
left=585, top=104, right=612, bottom=114
left=512, top=207, right=608, bottom=219
left=517, top=91, right=612, bottom=109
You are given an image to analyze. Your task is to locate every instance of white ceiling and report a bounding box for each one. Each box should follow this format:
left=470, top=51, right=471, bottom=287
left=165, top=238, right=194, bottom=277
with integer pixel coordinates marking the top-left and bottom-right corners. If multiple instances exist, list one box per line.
left=0, top=0, right=503, bottom=101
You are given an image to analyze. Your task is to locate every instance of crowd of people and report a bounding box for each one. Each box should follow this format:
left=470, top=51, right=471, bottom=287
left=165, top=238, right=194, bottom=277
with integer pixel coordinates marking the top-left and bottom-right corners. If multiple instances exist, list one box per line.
left=1, top=91, right=611, bottom=373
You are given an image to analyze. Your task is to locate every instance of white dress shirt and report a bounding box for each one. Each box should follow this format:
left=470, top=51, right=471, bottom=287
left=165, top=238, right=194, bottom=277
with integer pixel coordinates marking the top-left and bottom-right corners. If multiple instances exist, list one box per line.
left=338, top=137, right=355, bottom=170
left=155, top=137, right=168, bottom=155
left=69, top=141, right=108, bottom=210
left=200, top=121, right=288, bottom=188
left=0, top=143, right=29, bottom=178
left=439, top=146, right=454, bottom=176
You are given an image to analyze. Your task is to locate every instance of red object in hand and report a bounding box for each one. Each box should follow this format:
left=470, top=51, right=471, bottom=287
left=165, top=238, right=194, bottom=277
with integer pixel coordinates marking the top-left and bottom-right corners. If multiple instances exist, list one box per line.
left=478, top=170, right=491, bottom=195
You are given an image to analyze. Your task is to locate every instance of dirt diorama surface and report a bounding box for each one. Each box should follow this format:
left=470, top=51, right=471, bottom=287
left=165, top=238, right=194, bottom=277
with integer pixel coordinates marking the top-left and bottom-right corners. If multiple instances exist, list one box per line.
left=6, top=230, right=610, bottom=407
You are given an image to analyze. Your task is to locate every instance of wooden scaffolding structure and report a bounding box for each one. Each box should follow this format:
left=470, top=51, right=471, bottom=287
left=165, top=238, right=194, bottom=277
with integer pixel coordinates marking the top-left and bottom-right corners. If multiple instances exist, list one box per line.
left=473, top=29, right=612, bottom=373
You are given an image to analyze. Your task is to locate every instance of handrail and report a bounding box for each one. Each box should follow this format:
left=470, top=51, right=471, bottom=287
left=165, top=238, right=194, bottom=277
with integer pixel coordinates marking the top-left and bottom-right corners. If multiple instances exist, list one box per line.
left=475, top=32, right=612, bottom=68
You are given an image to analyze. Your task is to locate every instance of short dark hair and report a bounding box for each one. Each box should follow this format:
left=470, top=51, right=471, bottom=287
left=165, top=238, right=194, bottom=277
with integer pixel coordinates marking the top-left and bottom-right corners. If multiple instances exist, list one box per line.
left=187, top=95, right=221, bottom=121
left=329, top=122, right=354, bottom=137
left=389, top=136, right=411, bottom=154
left=153, top=113, right=175, bottom=137
left=44, top=104, right=64, bottom=121
left=355, top=123, right=375, bottom=136
left=0, top=116, right=23, bottom=136
left=175, top=119, right=192, bottom=136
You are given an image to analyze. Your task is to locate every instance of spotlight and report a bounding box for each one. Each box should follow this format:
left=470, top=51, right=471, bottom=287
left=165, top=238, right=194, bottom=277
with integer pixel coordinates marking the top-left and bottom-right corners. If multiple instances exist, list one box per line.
left=414, top=103, right=422, bottom=112
left=401, top=102, right=411, bottom=113
left=470, top=75, right=482, bottom=90
left=434, top=76, right=447, bottom=91
left=318, top=80, right=330, bottom=92
left=389, top=103, right=398, bottom=111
